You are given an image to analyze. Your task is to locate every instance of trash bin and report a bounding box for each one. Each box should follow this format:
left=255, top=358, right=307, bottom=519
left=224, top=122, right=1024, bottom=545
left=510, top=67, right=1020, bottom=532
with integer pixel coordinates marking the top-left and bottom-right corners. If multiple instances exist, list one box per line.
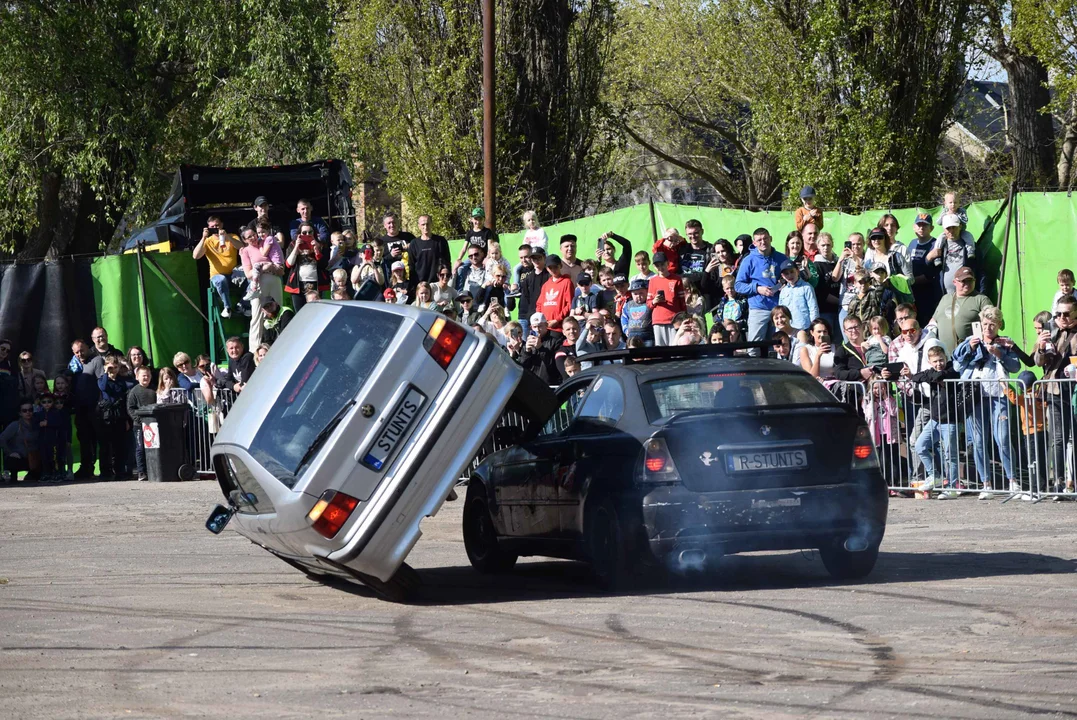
left=136, top=403, right=196, bottom=482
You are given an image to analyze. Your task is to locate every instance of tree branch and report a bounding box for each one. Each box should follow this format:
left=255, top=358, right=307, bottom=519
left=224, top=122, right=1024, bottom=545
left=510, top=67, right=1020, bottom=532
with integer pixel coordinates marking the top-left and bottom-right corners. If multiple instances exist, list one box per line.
left=621, top=122, right=746, bottom=205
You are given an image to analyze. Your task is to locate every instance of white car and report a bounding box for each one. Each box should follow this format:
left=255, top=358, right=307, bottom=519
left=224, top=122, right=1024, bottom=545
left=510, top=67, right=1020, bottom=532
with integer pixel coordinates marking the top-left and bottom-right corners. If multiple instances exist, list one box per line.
left=205, top=301, right=553, bottom=600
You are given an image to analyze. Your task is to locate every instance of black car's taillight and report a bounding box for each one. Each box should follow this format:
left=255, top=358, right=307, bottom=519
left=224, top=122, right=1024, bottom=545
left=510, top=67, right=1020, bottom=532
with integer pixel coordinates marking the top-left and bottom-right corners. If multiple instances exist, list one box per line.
left=636, top=437, right=682, bottom=485
left=851, top=425, right=879, bottom=470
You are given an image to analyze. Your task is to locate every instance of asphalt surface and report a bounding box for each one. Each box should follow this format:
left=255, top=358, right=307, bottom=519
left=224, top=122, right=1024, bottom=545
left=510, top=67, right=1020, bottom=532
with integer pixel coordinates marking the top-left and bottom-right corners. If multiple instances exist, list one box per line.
left=1, top=481, right=1076, bottom=719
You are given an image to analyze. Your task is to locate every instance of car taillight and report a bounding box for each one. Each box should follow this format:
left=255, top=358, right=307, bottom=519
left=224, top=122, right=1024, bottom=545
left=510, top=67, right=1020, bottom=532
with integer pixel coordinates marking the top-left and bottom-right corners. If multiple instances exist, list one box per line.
left=638, top=437, right=681, bottom=484
left=852, top=425, right=878, bottom=469
left=308, top=490, right=360, bottom=538
left=424, top=317, right=467, bottom=369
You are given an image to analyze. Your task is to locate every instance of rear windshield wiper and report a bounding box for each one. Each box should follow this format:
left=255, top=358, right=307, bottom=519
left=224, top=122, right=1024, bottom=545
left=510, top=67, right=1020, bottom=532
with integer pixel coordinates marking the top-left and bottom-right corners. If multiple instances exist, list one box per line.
left=294, top=399, right=356, bottom=476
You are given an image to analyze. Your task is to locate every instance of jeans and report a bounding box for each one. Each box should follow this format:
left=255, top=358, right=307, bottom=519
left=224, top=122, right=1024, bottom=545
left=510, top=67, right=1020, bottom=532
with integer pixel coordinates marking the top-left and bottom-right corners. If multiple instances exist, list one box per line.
left=838, top=307, right=849, bottom=342
left=74, top=410, right=97, bottom=474
left=746, top=308, right=773, bottom=357
left=1047, top=391, right=1074, bottom=487
left=905, top=403, right=931, bottom=480
left=914, top=419, right=960, bottom=484
left=970, top=394, right=1013, bottom=487
left=210, top=269, right=248, bottom=311
left=134, top=426, right=146, bottom=477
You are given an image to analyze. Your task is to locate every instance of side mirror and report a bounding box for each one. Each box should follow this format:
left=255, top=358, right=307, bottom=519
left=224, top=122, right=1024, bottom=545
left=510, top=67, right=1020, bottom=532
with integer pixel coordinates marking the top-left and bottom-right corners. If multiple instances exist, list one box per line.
left=205, top=504, right=235, bottom=534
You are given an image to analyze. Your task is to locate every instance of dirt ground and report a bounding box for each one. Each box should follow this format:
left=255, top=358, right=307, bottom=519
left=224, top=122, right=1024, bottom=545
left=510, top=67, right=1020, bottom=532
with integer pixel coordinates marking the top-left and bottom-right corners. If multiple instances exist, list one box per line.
left=1, top=481, right=1075, bottom=719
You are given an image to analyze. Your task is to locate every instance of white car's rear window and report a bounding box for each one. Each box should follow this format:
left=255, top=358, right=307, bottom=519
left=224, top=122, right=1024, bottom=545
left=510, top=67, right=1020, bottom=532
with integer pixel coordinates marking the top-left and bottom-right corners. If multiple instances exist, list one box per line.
left=248, top=307, right=403, bottom=487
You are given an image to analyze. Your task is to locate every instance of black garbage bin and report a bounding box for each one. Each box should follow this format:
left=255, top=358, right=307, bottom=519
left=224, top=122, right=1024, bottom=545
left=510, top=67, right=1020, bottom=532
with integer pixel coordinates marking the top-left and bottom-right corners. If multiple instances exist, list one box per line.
left=135, top=403, right=196, bottom=482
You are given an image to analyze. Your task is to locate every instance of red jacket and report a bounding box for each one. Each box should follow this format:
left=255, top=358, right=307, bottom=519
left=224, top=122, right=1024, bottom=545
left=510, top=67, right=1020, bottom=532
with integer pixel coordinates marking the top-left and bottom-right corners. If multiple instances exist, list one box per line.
left=647, top=273, right=686, bottom=326
left=539, top=275, right=574, bottom=328
left=652, top=237, right=685, bottom=275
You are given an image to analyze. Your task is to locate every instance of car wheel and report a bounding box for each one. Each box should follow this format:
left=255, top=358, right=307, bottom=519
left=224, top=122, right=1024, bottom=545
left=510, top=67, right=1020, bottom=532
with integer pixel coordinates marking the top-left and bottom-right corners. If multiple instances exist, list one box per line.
left=586, top=497, right=630, bottom=590
left=463, top=482, right=518, bottom=574
left=819, top=541, right=881, bottom=580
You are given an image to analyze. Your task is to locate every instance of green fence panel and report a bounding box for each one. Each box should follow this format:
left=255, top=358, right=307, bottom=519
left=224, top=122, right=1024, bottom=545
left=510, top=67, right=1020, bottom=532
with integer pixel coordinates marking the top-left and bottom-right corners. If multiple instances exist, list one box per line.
left=1000, top=193, right=1077, bottom=353
left=91, top=252, right=206, bottom=369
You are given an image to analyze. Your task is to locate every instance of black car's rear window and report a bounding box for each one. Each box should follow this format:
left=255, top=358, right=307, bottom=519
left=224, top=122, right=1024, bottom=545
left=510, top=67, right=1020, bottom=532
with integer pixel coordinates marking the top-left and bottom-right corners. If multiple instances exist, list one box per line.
left=642, top=372, right=836, bottom=422
left=248, top=308, right=403, bottom=488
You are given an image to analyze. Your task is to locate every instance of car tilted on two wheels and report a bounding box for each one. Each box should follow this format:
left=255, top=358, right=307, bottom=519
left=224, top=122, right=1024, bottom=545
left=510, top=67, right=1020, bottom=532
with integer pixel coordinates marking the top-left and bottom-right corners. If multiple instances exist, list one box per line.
left=206, top=302, right=888, bottom=601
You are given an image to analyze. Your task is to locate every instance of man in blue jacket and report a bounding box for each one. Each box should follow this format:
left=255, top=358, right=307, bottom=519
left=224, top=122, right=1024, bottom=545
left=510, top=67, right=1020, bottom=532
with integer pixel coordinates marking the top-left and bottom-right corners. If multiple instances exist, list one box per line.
left=735, top=228, right=787, bottom=356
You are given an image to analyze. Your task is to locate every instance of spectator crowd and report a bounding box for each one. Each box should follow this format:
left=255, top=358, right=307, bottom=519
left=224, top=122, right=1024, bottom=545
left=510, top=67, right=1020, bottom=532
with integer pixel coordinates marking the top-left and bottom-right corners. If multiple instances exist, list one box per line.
left=3, top=188, right=1076, bottom=502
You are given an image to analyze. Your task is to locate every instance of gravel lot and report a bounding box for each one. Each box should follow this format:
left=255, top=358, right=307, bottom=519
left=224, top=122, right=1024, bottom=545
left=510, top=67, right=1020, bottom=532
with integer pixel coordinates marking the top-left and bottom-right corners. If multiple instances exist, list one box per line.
left=1, top=481, right=1076, bottom=719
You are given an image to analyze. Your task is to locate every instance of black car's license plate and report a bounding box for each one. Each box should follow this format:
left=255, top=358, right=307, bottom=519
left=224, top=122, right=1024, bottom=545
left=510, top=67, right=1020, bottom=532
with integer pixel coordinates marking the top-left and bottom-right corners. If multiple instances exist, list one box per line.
left=361, top=387, right=427, bottom=471
left=727, top=449, right=808, bottom=472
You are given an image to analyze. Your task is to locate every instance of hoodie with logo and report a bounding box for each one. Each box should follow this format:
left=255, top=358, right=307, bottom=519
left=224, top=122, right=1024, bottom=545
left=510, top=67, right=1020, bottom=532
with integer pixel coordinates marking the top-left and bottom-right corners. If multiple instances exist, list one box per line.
left=539, top=274, right=574, bottom=328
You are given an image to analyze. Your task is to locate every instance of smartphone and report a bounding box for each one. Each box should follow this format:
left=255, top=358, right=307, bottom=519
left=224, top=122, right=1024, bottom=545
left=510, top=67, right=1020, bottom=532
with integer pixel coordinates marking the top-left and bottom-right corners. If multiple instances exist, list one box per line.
left=529, top=330, right=538, bottom=337
left=362, top=245, right=373, bottom=262
left=844, top=240, right=852, bottom=250
left=821, top=334, right=831, bottom=345
left=972, top=321, right=983, bottom=339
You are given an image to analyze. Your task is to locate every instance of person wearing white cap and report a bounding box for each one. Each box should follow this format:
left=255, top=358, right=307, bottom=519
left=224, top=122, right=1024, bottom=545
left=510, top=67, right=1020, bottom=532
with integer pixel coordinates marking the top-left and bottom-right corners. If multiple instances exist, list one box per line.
left=932, top=212, right=977, bottom=295
left=518, top=312, right=562, bottom=385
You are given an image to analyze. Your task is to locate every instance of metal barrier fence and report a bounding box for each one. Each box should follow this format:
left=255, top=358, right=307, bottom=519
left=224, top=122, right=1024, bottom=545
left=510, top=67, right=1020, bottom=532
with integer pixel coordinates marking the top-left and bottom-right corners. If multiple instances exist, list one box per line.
left=188, top=387, right=239, bottom=477
left=824, top=376, right=1077, bottom=502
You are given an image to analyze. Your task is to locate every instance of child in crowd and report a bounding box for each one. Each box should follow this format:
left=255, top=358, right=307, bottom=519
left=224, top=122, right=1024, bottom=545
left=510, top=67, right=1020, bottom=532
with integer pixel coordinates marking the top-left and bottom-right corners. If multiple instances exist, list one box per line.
left=35, top=393, right=67, bottom=482
left=864, top=380, right=900, bottom=484
left=331, top=288, right=348, bottom=300
left=777, top=259, right=818, bottom=331
left=1052, top=269, right=1075, bottom=314
left=684, top=282, right=708, bottom=330
left=1003, top=370, right=1049, bottom=495
left=241, top=225, right=276, bottom=302
left=631, top=250, right=655, bottom=283
left=652, top=228, right=686, bottom=275
left=157, top=367, right=184, bottom=405
left=522, top=211, right=549, bottom=251
left=794, top=186, right=824, bottom=231
left=718, top=275, right=748, bottom=334
left=847, top=270, right=883, bottom=324
left=909, top=345, right=961, bottom=495
left=937, top=191, right=969, bottom=228
left=562, top=355, right=582, bottom=377
left=647, top=251, right=686, bottom=346
left=127, top=366, right=157, bottom=482
left=484, top=239, right=512, bottom=280
left=571, top=272, right=598, bottom=318
left=389, top=262, right=409, bottom=303
left=0, top=402, right=40, bottom=482
left=620, top=278, right=654, bottom=346
left=331, top=267, right=348, bottom=293
left=863, top=315, right=891, bottom=367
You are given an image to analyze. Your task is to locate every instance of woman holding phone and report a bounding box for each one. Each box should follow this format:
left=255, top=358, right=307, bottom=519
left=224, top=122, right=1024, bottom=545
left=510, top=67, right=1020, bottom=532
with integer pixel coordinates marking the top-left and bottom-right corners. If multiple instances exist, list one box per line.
left=800, top=317, right=836, bottom=379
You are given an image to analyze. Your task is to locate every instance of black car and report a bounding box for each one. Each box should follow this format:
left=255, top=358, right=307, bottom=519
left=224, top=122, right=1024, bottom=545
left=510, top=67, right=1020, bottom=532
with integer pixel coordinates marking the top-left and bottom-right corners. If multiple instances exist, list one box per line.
left=462, top=344, right=888, bottom=587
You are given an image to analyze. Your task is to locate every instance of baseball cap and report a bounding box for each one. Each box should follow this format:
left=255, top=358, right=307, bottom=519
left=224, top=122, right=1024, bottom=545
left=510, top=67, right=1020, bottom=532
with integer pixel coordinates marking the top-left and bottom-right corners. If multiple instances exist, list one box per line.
left=734, top=233, right=752, bottom=246
left=612, top=274, right=628, bottom=285
left=546, top=253, right=562, bottom=267
left=253, top=195, right=269, bottom=207
left=530, top=312, right=548, bottom=325
left=391, top=261, right=406, bottom=272
left=954, top=266, right=974, bottom=282
left=914, top=212, right=933, bottom=226
left=799, top=186, right=816, bottom=199
left=471, top=207, right=485, bottom=218
left=941, top=213, right=962, bottom=228
left=652, top=251, right=668, bottom=264
left=1017, top=370, right=1037, bottom=390
left=458, top=292, right=473, bottom=302
left=779, top=259, right=797, bottom=273
left=383, top=288, right=396, bottom=300
left=868, top=228, right=887, bottom=241
left=559, top=234, right=577, bottom=244
left=629, top=279, right=648, bottom=292
left=530, top=246, right=546, bottom=257
left=577, top=272, right=592, bottom=286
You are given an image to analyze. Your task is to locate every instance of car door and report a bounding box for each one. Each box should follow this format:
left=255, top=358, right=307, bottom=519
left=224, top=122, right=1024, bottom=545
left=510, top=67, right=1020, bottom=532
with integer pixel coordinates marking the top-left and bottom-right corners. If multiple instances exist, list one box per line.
left=554, top=376, right=627, bottom=537
left=500, top=377, right=594, bottom=540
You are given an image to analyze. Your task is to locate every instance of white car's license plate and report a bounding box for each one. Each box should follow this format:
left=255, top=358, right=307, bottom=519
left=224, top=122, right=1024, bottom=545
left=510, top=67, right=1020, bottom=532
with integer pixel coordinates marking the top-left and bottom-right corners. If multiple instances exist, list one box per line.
left=361, top=387, right=427, bottom=471
left=727, top=449, right=808, bottom=472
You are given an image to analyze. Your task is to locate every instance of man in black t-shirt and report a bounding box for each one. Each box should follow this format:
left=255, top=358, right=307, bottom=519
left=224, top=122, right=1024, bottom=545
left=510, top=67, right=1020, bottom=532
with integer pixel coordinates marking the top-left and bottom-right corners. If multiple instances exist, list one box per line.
left=245, top=196, right=287, bottom=247
left=408, top=214, right=451, bottom=290
left=518, top=247, right=549, bottom=337
left=678, top=219, right=713, bottom=289
left=379, top=212, right=416, bottom=273
left=455, top=206, right=497, bottom=269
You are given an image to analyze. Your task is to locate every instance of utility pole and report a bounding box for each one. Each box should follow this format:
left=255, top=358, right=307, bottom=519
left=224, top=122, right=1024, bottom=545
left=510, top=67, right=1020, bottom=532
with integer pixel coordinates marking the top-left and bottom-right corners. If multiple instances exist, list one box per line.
left=482, top=0, right=496, bottom=231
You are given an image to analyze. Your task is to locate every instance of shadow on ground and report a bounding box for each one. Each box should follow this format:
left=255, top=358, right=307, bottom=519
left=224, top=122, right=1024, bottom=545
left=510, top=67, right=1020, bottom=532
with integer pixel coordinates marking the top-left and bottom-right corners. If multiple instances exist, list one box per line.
left=310, top=550, right=1077, bottom=605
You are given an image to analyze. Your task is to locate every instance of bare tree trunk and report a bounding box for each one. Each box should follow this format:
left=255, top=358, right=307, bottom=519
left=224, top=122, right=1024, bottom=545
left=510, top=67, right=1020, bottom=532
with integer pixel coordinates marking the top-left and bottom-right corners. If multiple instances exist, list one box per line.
left=1004, top=52, right=1057, bottom=188
left=1059, top=99, right=1077, bottom=190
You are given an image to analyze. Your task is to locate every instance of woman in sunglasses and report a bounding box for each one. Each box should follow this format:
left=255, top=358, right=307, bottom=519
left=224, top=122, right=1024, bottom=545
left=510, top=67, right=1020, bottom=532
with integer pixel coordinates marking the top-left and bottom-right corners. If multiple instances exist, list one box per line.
left=16, top=351, right=46, bottom=404
left=431, top=264, right=458, bottom=309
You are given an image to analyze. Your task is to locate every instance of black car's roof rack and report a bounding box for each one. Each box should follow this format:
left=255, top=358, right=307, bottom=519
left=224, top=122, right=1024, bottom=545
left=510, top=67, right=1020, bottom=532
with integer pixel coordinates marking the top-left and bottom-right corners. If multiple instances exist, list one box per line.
left=581, top=342, right=773, bottom=366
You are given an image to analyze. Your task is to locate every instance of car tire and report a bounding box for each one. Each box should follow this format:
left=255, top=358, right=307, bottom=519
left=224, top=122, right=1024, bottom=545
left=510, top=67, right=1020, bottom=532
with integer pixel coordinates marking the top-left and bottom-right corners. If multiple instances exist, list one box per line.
left=463, top=482, right=518, bottom=574
left=819, top=541, right=881, bottom=580
left=586, top=497, right=630, bottom=590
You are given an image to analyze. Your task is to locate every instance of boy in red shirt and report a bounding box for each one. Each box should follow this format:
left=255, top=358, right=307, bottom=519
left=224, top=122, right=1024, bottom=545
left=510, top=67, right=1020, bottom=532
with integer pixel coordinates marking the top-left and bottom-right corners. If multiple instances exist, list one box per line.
left=538, top=254, right=574, bottom=330
left=647, top=251, right=687, bottom=346
left=652, top=228, right=686, bottom=275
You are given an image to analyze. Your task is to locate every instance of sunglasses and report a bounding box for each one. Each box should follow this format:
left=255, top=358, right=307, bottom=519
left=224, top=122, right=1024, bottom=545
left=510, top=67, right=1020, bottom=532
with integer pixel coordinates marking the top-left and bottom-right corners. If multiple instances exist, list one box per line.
left=438, top=272, right=450, bottom=277
left=20, top=358, right=31, bottom=363
left=19, top=408, right=32, bottom=414
left=1055, top=312, right=1072, bottom=318
left=900, top=328, right=919, bottom=335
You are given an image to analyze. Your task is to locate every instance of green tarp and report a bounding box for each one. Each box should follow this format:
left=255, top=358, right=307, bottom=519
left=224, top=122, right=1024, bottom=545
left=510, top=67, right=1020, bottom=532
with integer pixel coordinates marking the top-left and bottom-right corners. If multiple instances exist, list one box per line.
left=91, top=252, right=205, bottom=369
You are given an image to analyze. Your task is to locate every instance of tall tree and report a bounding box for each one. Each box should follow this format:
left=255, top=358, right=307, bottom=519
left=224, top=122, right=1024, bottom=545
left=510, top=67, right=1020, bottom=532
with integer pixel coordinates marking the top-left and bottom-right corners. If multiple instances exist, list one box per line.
left=333, top=0, right=618, bottom=234
left=609, top=0, right=973, bottom=209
